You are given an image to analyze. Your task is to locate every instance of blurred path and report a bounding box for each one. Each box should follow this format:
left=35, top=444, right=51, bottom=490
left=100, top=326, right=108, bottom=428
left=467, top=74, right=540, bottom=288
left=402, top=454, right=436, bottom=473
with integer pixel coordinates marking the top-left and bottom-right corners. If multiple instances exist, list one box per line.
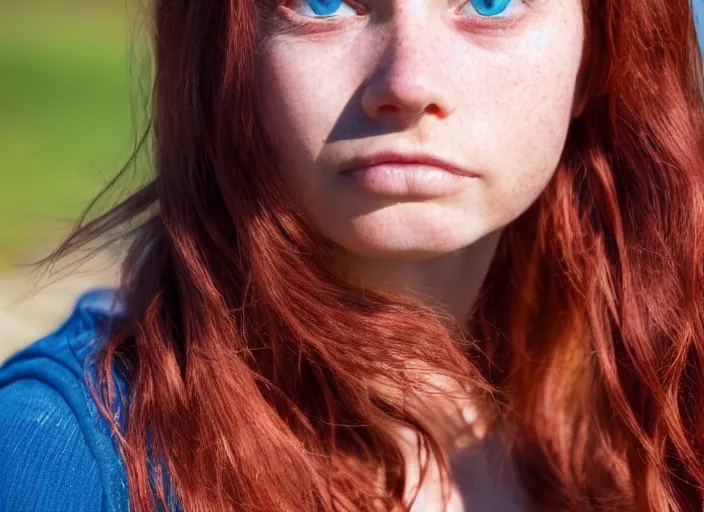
left=0, top=248, right=122, bottom=363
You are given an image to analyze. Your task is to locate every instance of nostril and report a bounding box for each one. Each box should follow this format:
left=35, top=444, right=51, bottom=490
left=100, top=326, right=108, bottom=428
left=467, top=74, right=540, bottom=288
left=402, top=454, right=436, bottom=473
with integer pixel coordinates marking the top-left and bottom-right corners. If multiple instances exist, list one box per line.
left=426, top=103, right=446, bottom=118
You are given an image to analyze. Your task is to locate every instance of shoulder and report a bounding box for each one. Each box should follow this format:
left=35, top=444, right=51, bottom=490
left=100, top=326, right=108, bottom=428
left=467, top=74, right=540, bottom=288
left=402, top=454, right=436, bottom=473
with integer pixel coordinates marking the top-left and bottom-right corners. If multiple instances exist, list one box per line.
left=0, top=288, right=130, bottom=512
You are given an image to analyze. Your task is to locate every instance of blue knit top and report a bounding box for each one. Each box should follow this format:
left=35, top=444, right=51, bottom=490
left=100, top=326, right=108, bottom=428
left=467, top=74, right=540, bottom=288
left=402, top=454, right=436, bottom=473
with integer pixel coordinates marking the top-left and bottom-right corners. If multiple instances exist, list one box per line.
left=0, top=288, right=176, bottom=512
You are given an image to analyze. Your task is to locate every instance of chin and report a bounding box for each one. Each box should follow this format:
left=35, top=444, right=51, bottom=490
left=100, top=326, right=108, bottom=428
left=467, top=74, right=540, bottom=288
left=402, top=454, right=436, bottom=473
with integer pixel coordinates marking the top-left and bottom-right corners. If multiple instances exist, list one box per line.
left=318, top=208, right=491, bottom=262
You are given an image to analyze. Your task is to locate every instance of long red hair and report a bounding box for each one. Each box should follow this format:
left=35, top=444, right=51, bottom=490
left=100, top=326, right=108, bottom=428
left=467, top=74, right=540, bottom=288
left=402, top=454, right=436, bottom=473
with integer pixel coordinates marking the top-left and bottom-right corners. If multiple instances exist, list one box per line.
left=43, top=0, right=704, bottom=510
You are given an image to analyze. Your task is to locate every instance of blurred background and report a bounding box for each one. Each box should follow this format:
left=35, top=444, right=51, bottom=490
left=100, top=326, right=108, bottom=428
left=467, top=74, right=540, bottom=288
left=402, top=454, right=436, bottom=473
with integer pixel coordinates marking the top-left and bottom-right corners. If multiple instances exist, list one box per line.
left=0, top=0, right=149, bottom=360
left=0, top=0, right=703, bottom=362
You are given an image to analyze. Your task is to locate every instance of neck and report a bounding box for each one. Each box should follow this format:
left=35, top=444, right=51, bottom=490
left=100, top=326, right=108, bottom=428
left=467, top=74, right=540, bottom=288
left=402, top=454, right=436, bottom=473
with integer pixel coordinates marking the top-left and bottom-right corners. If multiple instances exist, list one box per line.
left=335, top=230, right=502, bottom=326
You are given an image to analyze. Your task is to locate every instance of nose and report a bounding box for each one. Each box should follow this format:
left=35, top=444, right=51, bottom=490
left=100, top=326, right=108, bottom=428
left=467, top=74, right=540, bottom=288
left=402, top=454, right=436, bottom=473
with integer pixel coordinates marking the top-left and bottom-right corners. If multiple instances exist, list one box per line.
left=360, top=19, right=456, bottom=128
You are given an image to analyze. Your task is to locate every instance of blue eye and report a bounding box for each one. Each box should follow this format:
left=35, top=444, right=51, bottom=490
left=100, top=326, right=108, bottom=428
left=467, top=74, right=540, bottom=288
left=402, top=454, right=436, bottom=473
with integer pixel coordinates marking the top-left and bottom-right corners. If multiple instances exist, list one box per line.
left=467, top=0, right=512, bottom=16
left=294, top=0, right=357, bottom=17
left=308, top=0, right=340, bottom=16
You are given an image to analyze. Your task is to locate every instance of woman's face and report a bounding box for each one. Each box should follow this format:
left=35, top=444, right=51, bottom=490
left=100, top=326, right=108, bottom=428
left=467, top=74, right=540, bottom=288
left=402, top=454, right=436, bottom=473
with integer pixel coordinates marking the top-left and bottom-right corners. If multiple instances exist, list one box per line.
left=258, top=0, right=584, bottom=261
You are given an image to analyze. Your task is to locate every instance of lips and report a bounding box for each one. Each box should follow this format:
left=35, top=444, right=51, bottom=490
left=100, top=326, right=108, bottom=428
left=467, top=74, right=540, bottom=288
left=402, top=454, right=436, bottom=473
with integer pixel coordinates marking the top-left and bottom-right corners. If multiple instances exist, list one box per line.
left=340, top=151, right=478, bottom=179
left=340, top=162, right=476, bottom=198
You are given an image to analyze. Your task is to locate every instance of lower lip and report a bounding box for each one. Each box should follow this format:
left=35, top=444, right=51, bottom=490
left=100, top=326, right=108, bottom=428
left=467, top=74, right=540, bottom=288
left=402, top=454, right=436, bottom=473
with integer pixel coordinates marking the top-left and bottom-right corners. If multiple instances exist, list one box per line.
left=340, top=164, right=476, bottom=198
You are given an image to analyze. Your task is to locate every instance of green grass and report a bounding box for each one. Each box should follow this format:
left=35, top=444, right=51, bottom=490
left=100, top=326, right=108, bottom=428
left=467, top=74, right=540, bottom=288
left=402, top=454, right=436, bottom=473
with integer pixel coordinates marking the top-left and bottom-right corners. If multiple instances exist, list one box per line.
left=0, top=2, right=147, bottom=268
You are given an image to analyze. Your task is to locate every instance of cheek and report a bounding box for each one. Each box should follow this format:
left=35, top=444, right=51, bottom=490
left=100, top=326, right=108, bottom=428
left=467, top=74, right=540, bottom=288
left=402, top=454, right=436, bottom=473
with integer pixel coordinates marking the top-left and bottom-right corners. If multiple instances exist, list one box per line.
left=471, top=26, right=583, bottom=222
left=257, top=44, right=345, bottom=187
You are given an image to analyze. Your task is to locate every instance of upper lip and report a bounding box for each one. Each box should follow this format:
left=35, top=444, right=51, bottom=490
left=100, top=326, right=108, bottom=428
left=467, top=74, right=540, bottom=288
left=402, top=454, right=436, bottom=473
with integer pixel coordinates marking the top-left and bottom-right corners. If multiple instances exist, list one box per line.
left=340, top=151, right=478, bottom=178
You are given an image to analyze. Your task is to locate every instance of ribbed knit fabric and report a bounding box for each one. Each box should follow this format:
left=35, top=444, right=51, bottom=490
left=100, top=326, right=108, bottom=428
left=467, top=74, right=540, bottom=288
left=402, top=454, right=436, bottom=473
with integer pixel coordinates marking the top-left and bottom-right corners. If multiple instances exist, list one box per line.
left=0, top=288, right=132, bottom=512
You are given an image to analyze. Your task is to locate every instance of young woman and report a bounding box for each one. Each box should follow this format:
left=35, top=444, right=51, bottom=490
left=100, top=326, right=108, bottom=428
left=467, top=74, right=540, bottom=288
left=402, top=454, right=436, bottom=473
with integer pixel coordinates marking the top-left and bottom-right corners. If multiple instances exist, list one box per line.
left=1, top=0, right=703, bottom=510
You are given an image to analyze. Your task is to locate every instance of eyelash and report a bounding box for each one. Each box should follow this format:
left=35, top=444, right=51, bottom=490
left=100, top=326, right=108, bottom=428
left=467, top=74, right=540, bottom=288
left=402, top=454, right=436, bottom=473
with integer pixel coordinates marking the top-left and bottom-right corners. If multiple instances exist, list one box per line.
left=276, top=0, right=529, bottom=31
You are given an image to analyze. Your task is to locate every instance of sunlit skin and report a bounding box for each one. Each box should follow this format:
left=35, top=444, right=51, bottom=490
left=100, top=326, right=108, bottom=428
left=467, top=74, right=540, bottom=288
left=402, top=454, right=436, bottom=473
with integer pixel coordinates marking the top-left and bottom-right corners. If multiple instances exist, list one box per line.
left=258, top=0, right=585, bottom=507
left=259, top=0, right=584, bottom=322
